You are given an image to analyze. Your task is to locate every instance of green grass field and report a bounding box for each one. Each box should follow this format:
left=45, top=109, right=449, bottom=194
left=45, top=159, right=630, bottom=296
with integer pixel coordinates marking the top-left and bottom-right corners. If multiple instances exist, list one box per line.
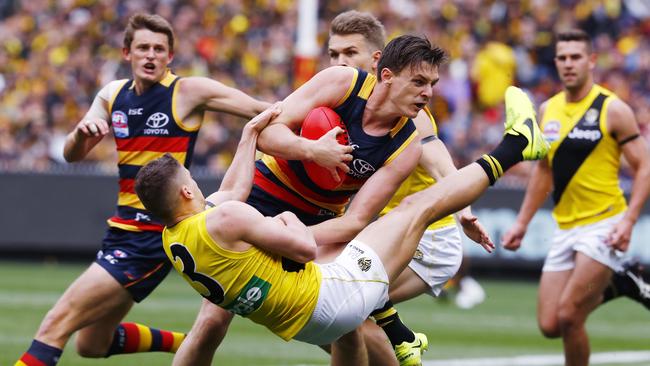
left=1, top=260, right=648, bottom=365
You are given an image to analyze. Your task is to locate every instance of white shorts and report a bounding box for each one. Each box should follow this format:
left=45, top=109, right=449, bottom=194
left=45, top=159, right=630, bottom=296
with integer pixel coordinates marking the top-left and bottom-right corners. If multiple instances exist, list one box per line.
left=543, top=213, right=625, bottom=273
left=293, top=240, right=389, bottom=345
left=408, top=225, right=463, bottom=296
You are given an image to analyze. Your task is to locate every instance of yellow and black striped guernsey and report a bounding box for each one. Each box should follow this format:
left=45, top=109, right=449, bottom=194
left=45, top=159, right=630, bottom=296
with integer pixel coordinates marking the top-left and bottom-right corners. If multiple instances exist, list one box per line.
left=541, top=84, right=626, bottom=229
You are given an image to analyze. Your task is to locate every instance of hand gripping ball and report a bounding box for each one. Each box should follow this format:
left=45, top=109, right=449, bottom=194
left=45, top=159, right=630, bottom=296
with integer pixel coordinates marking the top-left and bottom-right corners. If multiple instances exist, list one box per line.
left=300, top=107, right=350, bottom=190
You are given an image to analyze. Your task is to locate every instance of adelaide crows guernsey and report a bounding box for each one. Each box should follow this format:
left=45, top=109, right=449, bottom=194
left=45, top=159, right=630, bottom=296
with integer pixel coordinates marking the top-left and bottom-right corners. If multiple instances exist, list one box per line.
left=108, top=71, right=199, bottom=232
left=380, top=107, right=456, bottom=230
left=162, top=208, right=321, bottom=341
left=541, top=84, right=626, bottom=229
left=248, top=68, right=419, bottom=224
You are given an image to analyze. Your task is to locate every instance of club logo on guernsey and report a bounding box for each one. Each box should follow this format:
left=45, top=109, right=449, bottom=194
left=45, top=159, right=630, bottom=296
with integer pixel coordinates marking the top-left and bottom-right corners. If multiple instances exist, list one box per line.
left=350, top=159, right=376, bottom=179
left=543, top=121, right=561, bottom=142
left=144, top=112, right=170, bottom=135
left=223, top=276, right=271, bottom=316
left=112, top=111, right=129, bottom=138
left=584, top=108, right=600, bottom=126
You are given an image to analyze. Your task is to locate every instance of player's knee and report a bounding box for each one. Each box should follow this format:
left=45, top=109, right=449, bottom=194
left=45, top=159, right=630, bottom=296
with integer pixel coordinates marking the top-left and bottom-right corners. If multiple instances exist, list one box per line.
left=556, top=304, right=581, bottom=332
left=395, top=194, right=420, bottom=212
left=538, top=318, right=561, bottom=338
left=191, top=305, right=234, bottom=343
left=334, top=328, right=365, bottom=353
left=75, top=336, right=108, bottom=358
left=359, top=320, right=387, bottom=346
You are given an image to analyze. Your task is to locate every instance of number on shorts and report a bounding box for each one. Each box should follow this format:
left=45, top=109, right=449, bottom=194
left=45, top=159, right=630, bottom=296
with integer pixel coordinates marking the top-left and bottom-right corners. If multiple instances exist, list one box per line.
left=169, top=243, right=225, bottom=304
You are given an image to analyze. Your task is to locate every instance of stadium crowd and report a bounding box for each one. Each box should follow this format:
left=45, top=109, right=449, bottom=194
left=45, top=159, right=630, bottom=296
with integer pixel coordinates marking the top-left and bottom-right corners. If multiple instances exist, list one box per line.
left=1, top=0, right=649, bottom=185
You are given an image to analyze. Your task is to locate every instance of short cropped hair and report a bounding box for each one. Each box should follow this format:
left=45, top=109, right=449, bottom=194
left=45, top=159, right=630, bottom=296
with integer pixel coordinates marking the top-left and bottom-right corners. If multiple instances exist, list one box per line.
left=124, top=13, right=175, bottom=52
left=330, top=11, right=386, bottom=51
left=555, top=29, right=592, bottom=53
left=377, top=35, right=447, bottom=79
left=134, top=153, right=182, bottom=224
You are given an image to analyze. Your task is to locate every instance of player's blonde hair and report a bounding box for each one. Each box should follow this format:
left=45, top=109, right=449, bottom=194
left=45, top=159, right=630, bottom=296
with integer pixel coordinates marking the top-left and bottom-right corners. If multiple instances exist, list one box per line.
left=329, top=11, right=385, bottom=51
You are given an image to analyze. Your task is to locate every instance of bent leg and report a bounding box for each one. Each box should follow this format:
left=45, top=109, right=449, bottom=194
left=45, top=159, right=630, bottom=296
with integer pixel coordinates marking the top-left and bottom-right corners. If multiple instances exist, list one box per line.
left=356, top=163, right=490, bottom=282
left=537, top=269, right=571, bottom=338
left=37, top=263, right=133, bottom=352
left=558, top=253, right=612, bottom=366
left=173, top=299, right=234, bottom=366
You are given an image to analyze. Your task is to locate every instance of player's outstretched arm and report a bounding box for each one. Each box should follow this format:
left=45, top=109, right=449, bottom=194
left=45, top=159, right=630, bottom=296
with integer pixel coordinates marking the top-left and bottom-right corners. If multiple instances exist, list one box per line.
left=178, top=76, right=271, bottom=118
left=311, top=141, right=422, bottom=245
left=501, top=157, right=553, bottom=251
left=207, top=201, right=317, bottom=263
left=606, top=99, right=650, bottom=251
left=205, top=104, right=281, bottom=206
left=256, top=67, right=355, bottom=172
left=63, top=84, right=113, bottom=162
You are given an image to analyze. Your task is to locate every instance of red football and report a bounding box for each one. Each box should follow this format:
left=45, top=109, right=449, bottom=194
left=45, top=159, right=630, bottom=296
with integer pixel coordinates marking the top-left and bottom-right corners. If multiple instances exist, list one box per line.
left=300, top=107, right=349, bottom=190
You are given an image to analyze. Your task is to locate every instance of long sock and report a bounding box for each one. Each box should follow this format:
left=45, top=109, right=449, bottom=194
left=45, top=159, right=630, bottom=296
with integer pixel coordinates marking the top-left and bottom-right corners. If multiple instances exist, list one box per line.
left=370, top=301, right=415, bottom=347
left=105, top=322, right=185, bottom=356
left=475, top=134, right=528, bottom=185
left=15, top=340, right=62, bottom=366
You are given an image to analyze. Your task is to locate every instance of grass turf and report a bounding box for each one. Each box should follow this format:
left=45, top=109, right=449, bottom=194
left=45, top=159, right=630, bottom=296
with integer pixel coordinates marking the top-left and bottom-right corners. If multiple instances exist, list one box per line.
left=1, top=261, right=648, bottom=365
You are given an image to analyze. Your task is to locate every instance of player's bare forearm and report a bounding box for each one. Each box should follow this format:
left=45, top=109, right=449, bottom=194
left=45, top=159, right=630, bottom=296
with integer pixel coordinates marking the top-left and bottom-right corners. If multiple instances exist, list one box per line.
left=257, top=124, right=315, bottom=160
left=516, top=160, right=553, bottom=226
left=207, top=105, right=281, bottom=204
left=181, top=77, right=271, bottom=118
left=622, top=139, right=650, bottom=224
left=63, top=122, right=107, bottom=162
left=310, top=216, right=365, bottom=246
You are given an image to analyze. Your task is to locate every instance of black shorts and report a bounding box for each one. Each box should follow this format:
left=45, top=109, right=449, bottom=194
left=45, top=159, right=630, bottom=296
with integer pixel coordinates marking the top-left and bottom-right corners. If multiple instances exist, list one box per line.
left=95, top=227, right=172, bottom=302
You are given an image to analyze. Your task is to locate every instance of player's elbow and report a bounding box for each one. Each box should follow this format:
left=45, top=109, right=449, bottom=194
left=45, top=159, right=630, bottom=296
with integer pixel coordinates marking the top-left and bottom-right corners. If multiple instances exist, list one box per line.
left=229, top=187, right=252, bottom=203
left=291, top=242, right=317, bottom=263
left=63, top=149, right=82, bottom=163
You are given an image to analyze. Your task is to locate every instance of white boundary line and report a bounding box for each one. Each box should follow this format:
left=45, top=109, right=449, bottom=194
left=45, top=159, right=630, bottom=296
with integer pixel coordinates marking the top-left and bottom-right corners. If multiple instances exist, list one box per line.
left=423, top=351, right=650, bottom=366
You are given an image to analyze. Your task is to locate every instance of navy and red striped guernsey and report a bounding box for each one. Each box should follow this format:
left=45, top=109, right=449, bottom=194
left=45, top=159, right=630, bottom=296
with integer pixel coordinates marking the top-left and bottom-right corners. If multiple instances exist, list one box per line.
left=107, top=71, right=199, bottom=232
left=247, top=68, right=419, bottom=225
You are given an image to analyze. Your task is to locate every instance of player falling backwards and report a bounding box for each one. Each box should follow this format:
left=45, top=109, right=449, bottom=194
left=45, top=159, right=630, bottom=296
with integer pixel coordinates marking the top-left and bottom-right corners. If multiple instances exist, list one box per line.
left=135, top=85, right=548, bottom=366
left=172, top=34, right=490, bottom=366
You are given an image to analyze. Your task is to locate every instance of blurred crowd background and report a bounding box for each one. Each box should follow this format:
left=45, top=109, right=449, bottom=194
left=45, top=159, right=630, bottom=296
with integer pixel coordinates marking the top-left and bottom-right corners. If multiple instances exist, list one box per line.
left=1, top=0, right=649, bottom=187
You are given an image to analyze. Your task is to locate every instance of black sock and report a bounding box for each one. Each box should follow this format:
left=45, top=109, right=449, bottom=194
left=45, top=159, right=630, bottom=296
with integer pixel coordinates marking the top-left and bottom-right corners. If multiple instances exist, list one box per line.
left=475, top=134, right=528, bottom=185
left=609, top=271, right=650, bottom=310
left=370, top=301, right=415, bottom=346
left=601, top=280, right=619, bottom=304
